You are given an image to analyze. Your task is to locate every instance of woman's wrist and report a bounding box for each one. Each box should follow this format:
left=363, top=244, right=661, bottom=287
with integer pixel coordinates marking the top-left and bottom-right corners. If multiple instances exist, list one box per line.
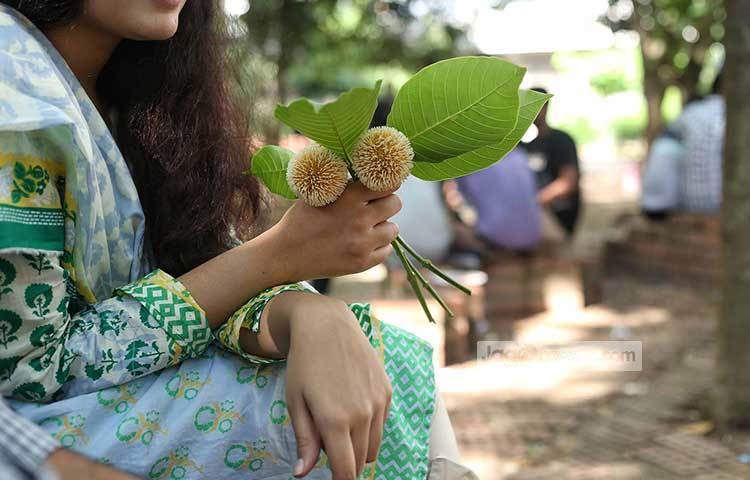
left=238, top=291, right=314, bottom=358
left=178, top=226, right=298, bottom=328
left=260, top=220, right=307, bottom=284
left=238, top=292, right=351, bottom=359
left=238, top=226, right=296, bottom=286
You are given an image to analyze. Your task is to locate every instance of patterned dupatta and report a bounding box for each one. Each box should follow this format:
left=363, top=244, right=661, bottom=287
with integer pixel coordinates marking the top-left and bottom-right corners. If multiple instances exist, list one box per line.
left=0, top=5, right=149, bottom=303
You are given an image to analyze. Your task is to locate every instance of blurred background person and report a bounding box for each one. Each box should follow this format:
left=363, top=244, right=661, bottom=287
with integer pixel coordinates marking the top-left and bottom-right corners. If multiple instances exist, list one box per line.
left=640, top=126, right=683, bottom=220
left=640, top=72, right=724, bottom=220
left=523, top=87, right=582, bottom=238
left=671, top=72, right=725, bottom=213
left=452, top=147, right=542, bottom=258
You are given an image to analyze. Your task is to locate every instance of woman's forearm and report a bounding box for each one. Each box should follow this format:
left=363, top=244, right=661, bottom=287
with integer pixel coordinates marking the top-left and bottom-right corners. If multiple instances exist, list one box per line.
left=178, top=226, right=294, bottom=329
left=177, top=181, right=404, bottom=330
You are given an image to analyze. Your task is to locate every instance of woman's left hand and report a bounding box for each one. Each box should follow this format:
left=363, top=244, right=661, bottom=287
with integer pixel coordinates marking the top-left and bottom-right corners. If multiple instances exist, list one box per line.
left=264, top=292, right=392, bottom=479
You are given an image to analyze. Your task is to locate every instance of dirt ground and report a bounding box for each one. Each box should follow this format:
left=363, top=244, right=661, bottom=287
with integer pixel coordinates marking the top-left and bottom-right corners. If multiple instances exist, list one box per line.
left=441, top=275, right=750, bottom=479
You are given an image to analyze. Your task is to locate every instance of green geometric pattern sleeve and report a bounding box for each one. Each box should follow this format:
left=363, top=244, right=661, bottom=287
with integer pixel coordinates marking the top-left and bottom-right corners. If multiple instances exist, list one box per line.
left=215, top=282, right=317, bottom=365
left=115, top=270, right=213, bottom=360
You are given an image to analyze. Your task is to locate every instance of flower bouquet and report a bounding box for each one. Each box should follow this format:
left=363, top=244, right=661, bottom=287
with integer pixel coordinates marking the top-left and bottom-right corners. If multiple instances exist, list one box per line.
left=250, top=56, right=551, bottom=322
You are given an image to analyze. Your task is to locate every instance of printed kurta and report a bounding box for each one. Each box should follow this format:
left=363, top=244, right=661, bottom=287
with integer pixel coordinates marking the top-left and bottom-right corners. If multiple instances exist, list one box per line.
left=0, top=5, right=435, bottom=479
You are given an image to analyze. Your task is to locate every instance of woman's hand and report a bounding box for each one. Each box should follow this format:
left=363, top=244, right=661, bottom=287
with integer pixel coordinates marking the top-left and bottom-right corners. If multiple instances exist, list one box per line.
left=270, top=181, right=402, bottom=281
left=264, top=293, right=392, bottom=479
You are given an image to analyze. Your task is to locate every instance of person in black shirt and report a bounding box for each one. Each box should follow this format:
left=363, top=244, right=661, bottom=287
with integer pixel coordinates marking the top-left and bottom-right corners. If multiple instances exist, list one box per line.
left=523, top=87, right=581, bottom=236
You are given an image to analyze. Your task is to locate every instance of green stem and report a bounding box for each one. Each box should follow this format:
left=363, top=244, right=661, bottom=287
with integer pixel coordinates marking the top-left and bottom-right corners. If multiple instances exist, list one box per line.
left=406, top=255, right=455, bottom=317
left=396, top=236, right=472, bottom=296
left=393, top=240, right=436, bottom=323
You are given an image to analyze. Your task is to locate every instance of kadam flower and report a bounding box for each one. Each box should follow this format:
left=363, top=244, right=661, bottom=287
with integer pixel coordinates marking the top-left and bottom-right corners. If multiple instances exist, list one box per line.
left=287, top=144, right=349, bottom=206
left=351, top=126, right=414, bottom=191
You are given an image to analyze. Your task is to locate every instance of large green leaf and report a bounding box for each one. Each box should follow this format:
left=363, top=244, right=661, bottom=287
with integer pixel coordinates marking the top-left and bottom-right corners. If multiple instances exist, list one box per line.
left=275, top=80, right=382, bottom=161
left=249, top=146, right=297, bottom=200
left=411, top=89, right=551, bottom=181
left=387, top=56, right=525, bottom=164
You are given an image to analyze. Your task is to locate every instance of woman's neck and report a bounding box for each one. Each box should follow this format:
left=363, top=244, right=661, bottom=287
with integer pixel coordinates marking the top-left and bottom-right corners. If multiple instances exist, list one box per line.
left=44, top=20, right=121, bottom=113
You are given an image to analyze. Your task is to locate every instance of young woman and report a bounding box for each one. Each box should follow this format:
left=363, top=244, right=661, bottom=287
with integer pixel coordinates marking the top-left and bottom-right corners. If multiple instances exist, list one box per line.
left=0, top=1, right=476, bottom=479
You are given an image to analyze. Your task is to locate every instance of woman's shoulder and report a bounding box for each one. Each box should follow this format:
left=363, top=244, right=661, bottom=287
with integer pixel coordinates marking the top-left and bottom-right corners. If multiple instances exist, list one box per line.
left=0, top=6, right=76, bottom=133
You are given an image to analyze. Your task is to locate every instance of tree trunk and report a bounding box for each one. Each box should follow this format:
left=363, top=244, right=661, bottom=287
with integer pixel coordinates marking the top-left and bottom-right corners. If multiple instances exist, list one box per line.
left=716, top=0, right=750, bottom=428
left=637, top=28, right=666, bottom=145
left=268, top=0, right=293, bottom=145
left=642, top=66, right=666, bottom=146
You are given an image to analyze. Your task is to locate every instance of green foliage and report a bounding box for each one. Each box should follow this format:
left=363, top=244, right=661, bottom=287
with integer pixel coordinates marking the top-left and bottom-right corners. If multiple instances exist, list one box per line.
left=590, top=71, right=631, bottom=96
left=607, top=0, right=725, bottom=97
left=387, top=57, right=525, bottom=164
left=661, top=85, right=684, bottom=122
left=257, top=56, right=546, bottom=189
left=275, top=81, right=382, bottom=160
left=611, top=115, right=647, bottom=141
left=557, top=117, right=599, bottom=146
left=240, top=0, right=472, bottom=99
left=412, top=89, right=551, bottom=180
left=249, top=146, right=297, bottom=200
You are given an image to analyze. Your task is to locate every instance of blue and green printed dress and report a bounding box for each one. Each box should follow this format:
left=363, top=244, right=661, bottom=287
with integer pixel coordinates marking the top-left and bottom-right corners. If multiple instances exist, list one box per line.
left=0, top=5, right=435, bottom=479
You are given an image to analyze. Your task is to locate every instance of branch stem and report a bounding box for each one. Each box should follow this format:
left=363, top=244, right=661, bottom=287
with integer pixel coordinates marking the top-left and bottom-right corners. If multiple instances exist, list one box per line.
left=393, top=240, right=436, bottom=323
left=405, top=254, right=455, bottom=317
left=395, top=236, right=472, bottom=296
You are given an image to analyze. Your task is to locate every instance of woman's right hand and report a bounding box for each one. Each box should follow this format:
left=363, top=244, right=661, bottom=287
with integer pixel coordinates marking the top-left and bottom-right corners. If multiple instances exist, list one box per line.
left=270, top=181, right=402, bottom=281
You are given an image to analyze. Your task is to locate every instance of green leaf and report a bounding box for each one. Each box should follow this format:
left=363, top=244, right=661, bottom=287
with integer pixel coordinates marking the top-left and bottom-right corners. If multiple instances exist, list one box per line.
left=274, top=80, right=382, bottom=161
left=411, top=89, right=551, bottom=181
left=387, top=56, right=526, bottom=164
left=249, top=146, right=298, bottom=200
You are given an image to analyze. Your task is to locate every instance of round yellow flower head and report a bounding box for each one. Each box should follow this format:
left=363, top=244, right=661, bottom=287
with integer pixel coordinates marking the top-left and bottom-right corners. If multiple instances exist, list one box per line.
left=351, top=126, right=414, bottom=191
left=287, top=144, right=349, bottom=207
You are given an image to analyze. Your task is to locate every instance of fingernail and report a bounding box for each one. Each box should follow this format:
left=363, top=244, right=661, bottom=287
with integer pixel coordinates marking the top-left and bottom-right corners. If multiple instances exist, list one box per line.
left=294, top=458, right=305, bottom=476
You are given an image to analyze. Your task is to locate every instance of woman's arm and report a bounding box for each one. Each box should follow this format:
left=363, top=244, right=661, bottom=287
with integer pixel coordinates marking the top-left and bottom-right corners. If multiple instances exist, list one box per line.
left=179, top=181, right=401, bottom=328
left=0, top=126, right=401, bottom=402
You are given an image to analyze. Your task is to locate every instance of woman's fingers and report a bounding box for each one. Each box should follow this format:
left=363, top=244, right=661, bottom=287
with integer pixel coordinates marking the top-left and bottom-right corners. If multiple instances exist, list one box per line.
left=289, top=395, right=322, bottom=478
left=352, top=421, right=371, bottom=476
left=366, top=410, right=385, bottom=463
left=321, top=422, right=357, bottom=480
left=368, top=193, right=402, bottom=222
left=371, top=244, right=394, bottom=265
left=342, top=181, right=398, bottom=203
left=372, top=221, right=399, bottom=248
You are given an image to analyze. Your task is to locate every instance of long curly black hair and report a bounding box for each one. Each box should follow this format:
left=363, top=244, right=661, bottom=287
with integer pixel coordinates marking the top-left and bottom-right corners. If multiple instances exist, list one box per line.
left=1, top=0, right=261, bottom=276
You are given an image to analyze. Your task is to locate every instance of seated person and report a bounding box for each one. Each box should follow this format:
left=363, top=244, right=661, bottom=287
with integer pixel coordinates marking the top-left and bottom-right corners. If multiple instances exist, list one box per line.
left=640, top=127, right=683, bottom=220
left=454, top=147, right=542, bottom=255
left=671, top=74, right=725, bottom=212
left=523, top=87, right=581, bottom=237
